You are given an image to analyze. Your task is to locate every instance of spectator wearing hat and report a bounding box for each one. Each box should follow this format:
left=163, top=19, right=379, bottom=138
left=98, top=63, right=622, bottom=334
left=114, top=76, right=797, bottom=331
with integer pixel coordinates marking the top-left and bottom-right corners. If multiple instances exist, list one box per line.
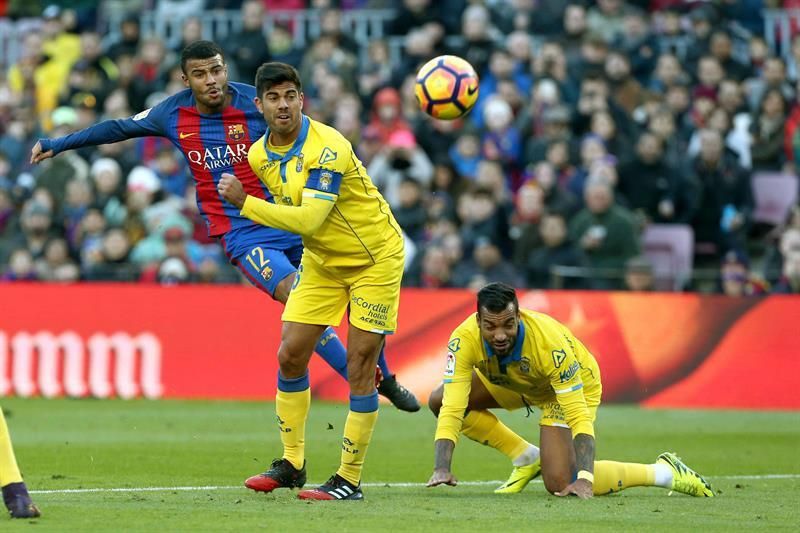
left=122, top=165, right=162, bottom=246
left=89, top=158, right=125, bottom=220
left=367, top=129, right=433, bottom=209
left=719, top=250, right=768, bottom=297
left=569, top=176, right=640, bottom=289
left=624, top=256, right=655, bottom=292
left=367, top=88, right=412, bottom=145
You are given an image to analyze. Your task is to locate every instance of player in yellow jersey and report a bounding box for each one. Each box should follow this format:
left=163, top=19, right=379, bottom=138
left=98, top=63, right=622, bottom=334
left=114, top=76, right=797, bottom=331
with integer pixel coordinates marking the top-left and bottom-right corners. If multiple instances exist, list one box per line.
left=1, top=408, right=40, bottom=518
left=426, top=283, right=715, bottom=499
left=218, top=62, right=405, bottom=501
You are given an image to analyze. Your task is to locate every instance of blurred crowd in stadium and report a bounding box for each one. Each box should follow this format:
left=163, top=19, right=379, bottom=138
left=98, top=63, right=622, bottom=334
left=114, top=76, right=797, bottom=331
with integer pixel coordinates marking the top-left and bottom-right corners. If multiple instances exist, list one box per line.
left=1, top=0, right=799, bottom=294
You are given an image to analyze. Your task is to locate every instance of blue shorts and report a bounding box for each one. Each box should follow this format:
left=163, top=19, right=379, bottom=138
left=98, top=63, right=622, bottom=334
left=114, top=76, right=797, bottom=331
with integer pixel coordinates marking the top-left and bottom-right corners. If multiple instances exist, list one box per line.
left=229, top=244, right=304, bottom=297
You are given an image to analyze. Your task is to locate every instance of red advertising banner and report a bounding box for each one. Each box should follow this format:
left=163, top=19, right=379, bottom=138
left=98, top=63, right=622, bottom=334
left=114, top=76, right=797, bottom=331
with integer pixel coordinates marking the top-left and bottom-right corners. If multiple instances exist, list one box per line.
left=0, top=284, right=797, bottom=409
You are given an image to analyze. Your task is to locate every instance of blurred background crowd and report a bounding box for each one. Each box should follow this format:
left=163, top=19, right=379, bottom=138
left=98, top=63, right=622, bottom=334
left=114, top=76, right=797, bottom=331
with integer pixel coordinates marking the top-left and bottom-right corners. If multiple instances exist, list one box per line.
left=1, top=0, right=799, bottom=294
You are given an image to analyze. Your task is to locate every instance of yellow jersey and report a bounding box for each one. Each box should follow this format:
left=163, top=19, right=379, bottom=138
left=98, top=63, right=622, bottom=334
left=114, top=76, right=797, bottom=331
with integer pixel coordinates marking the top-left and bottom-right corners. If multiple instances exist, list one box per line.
left=435, top=309, right=602, bottom=443
left=242, top=115, right=404, bottom=268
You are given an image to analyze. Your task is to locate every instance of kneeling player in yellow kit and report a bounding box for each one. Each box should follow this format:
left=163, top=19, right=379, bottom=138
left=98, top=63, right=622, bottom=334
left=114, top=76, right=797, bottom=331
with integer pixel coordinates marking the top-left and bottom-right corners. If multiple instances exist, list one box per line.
left=427, top=282, right=714, bottom=498
left=218, top=62, right=404, bottom=500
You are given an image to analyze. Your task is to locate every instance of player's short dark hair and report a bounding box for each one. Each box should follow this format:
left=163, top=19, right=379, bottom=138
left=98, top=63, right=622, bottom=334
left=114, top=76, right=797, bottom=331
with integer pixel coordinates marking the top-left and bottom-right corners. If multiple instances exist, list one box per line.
left=477, top=282, right=519, bottom=315
left=180, top=40, right=225, bottom=74
left=255, top=62, right=303, bottom=97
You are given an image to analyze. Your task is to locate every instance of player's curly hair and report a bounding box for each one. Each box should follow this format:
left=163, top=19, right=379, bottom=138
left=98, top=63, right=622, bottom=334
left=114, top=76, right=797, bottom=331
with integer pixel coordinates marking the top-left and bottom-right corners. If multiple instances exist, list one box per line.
left=255, top=62, right=303, bottom=97
left=180, top=40, right=225, bottom=74
left=477, top=282, right=518, bottom=315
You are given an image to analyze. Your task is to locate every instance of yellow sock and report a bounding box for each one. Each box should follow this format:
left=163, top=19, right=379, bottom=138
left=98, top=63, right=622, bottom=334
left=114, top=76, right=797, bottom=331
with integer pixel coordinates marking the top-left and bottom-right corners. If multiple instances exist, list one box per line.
left=593, top=460, right=655, bottom=495
left=462, top=410, right=530, bottom=461
left=337, top=393, right=379, bottom=486
left=275, top=374, right=311, bottom=471
left=0, top=408, right=24, bottom=486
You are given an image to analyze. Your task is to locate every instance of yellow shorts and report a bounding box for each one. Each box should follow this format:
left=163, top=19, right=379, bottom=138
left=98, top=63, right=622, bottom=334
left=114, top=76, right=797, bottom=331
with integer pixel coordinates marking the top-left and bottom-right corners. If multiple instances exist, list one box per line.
left=476, top=370, right=601, bottom=429
left=282, top=251, right=404, bottom=334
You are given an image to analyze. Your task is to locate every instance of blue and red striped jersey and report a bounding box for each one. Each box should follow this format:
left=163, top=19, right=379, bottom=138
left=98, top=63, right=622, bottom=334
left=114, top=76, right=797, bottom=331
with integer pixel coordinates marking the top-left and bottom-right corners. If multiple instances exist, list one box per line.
left=39, top=82, right=301, bottom=257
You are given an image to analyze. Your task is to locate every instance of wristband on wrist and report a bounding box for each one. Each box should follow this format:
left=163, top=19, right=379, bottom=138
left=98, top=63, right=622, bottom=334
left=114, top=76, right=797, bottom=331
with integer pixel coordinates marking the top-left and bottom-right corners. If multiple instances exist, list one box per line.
left=577, top=470, right=594, bottom=483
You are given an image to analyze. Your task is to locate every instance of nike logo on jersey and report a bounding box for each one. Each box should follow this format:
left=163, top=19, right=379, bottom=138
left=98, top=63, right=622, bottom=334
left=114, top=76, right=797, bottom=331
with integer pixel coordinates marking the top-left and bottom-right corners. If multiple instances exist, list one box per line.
left=179, top=132, right=198, bottom=139
left=319, top=147, right=337, bottom=164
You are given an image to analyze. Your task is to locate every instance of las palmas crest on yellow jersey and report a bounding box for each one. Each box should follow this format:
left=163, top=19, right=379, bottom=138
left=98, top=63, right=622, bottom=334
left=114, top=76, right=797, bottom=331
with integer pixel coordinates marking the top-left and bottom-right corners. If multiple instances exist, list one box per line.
left=227, top=123, right=245, bottom=141
left=519, top=357, right=531, bottom=373
left=319, top=171, right=333, bottom=191
left=319, top=147, right=337, bottom=164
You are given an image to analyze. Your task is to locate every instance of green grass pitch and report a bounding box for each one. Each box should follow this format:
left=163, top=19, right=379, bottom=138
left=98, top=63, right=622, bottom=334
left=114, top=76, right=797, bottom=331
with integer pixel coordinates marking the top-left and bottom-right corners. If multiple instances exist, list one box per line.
left=2, top=398, right=798, bottom=531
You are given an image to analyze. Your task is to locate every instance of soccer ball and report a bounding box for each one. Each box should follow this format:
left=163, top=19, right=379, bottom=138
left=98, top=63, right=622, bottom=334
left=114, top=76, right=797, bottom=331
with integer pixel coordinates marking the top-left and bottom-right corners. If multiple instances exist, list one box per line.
left=415, top=55, right=479, bottom=120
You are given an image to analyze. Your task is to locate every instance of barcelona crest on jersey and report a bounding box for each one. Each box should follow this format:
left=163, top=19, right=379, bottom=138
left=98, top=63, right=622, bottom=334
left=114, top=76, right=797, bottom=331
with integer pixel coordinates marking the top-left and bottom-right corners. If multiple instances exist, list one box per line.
left=227, top=123, right=245, bottom=141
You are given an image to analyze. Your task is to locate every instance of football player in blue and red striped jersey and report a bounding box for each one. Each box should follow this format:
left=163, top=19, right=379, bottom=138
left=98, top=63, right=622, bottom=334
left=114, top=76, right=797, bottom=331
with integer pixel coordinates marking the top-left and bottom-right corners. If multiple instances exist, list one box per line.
left=30, top=40, right=419, bottom=412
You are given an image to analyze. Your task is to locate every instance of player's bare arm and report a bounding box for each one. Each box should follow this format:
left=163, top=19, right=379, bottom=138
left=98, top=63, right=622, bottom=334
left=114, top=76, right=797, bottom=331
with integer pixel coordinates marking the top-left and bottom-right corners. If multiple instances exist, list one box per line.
left=555, top=433, right=595, bottom=499
left=427, top=439, right=458, bottom=487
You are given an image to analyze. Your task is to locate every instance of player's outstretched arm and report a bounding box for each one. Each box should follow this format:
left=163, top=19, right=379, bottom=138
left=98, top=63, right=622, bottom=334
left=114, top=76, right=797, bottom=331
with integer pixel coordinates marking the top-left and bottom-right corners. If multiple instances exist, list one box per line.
left=219, top=172, right=335, bottom=236
left=30, top=108, right=164, bottom=164
left=427, top=439, right=458, bottom=487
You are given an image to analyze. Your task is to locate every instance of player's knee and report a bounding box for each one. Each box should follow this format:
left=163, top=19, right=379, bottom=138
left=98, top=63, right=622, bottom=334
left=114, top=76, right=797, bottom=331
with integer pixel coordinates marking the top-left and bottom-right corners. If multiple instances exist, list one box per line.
left=542, top=473, right=570, bottom=495
left=277, top=343, right=305, bottom=377
left=428, top=386, right=443, bottom=417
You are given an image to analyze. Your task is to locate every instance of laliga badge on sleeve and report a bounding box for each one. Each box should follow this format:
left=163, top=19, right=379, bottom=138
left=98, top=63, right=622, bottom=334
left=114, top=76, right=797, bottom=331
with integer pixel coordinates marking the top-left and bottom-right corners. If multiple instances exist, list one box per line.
left=445, top=351, right=456, bottom=377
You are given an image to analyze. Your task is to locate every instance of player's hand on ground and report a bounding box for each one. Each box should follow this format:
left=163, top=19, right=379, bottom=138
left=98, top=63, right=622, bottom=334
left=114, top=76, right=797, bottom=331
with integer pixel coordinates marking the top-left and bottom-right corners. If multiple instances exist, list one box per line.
left=218, top=172, right=246, bottom=208
left=555, top=479, right=593, bottom=499
left=427, top=469, right=458, bottom=487
left=30, top=141, right=54, bottom=164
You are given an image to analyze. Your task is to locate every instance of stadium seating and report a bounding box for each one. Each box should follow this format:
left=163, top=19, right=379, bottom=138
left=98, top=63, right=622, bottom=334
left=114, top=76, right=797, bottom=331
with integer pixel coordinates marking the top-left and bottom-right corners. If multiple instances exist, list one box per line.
left=641, top=224, right=695, bottom=291
left=751, top=172, right=799, bottom=226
